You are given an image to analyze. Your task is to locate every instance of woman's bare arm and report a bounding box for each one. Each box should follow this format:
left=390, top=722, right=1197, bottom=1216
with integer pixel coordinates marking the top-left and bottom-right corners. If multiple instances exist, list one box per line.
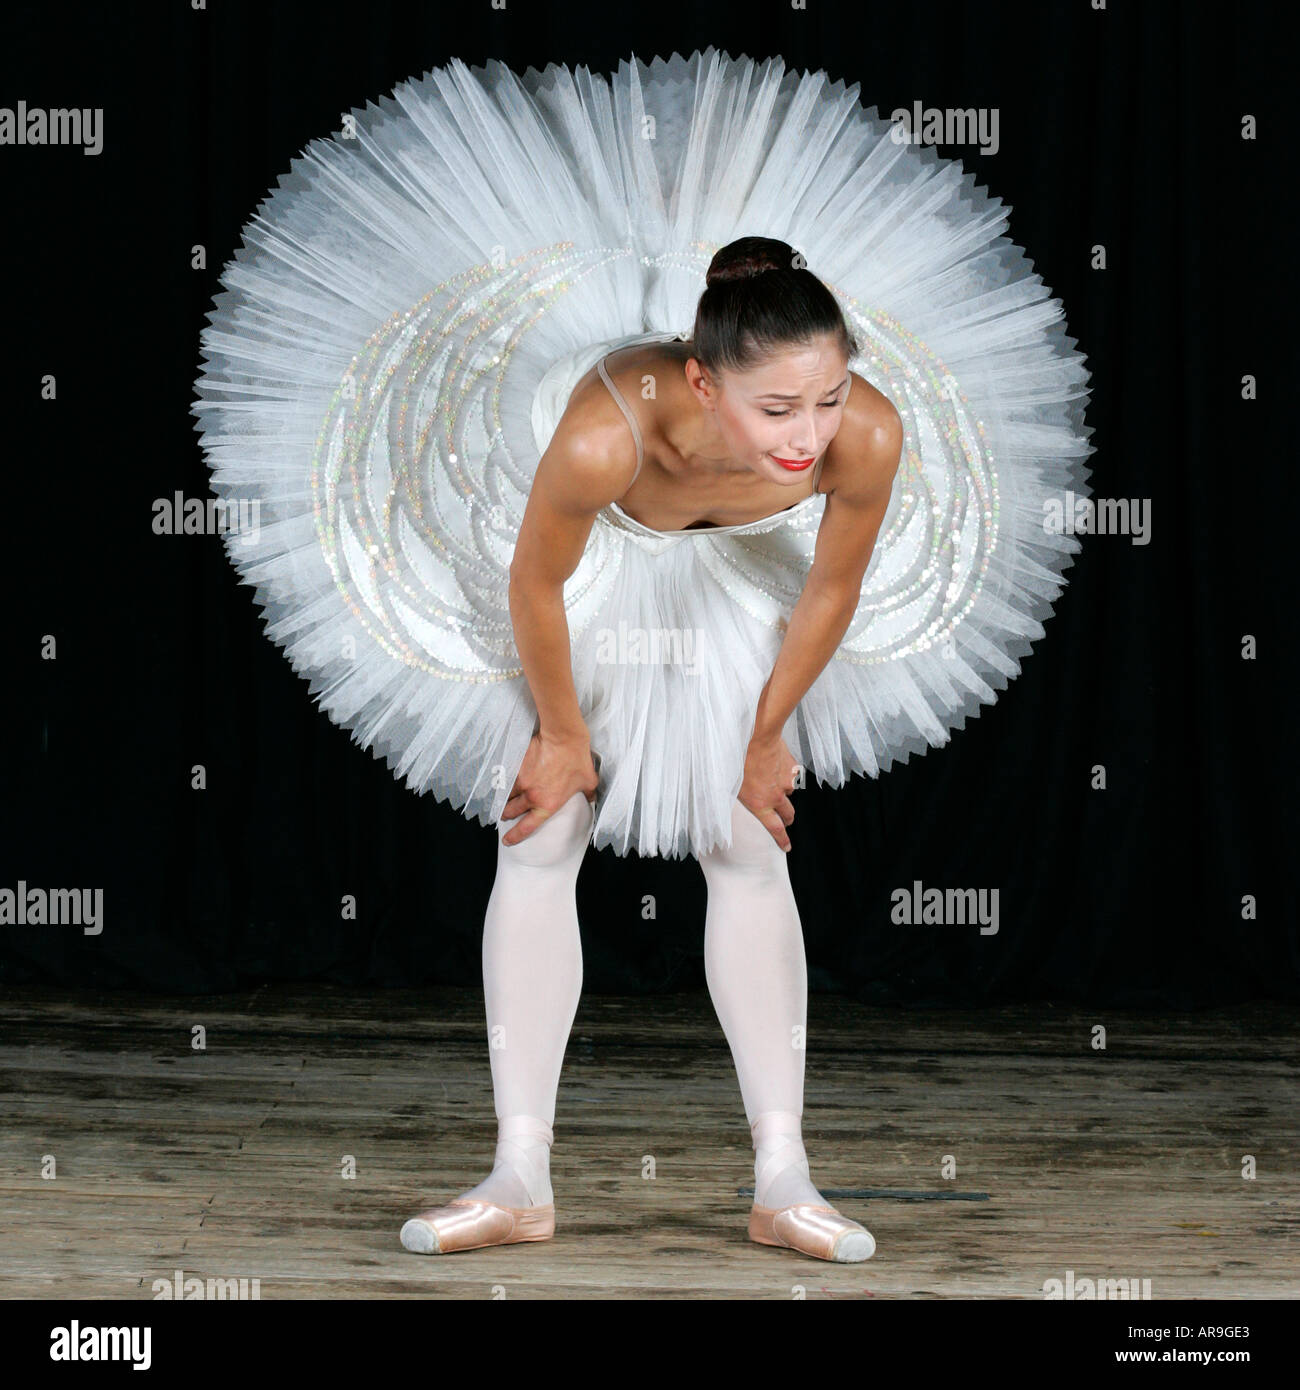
left=742, top=379, right=904, bottom=847
left=501, top=388, right=637, bottom=843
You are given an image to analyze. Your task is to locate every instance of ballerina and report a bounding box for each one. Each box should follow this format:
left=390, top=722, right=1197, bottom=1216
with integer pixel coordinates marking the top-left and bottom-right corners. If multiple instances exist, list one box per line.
left=191, top=49, right=1092, bottom=1265
left=400, top=236, right=897, bottom=1262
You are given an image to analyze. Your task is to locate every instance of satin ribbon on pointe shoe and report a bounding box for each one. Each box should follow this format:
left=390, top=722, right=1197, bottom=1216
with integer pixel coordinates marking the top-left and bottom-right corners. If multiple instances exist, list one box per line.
left=747, top=1111, right=876, bottom=1262
left=400, top=1116, right=557, bottom=1255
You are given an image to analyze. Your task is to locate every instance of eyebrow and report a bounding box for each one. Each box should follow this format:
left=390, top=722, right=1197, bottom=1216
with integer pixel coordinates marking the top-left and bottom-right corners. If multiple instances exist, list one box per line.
left=755, top=376, right=849, bottom=402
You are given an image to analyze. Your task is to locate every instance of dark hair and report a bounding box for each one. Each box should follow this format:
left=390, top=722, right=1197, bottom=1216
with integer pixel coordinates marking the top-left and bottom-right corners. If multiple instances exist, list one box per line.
left=691, top=236, right=859, bottom=375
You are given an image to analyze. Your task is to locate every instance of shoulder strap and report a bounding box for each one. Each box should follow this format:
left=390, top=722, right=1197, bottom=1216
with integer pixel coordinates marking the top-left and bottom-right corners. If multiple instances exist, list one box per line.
left=596, top=355, right=644, bottom=484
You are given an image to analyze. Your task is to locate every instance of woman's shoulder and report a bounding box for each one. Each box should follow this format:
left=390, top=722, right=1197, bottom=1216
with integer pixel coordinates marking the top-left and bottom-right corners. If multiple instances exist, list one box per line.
left=821, top=370, right=903, bottom=496
left=599, top=339, right=686, bottom=394
left=563, top=338, right=678, bottom=408
left=562, top=340, right=684, bottom=455
left=538, top=357, right=645, bottom=508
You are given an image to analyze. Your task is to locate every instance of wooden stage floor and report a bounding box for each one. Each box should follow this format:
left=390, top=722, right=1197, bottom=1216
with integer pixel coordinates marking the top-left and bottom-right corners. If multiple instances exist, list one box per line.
left=1, top=984, right=1295, bottom=1299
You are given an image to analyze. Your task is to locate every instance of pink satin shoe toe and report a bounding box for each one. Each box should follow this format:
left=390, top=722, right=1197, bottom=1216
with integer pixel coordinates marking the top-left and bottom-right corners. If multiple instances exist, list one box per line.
left=749, top=1203, right=876, bottom=1262
left=400, top=1199, right=555, bottom=1255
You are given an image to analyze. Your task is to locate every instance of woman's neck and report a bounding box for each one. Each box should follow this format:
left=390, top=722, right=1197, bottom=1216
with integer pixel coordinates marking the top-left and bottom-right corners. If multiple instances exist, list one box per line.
left=659, top=346, right=753, bottom=477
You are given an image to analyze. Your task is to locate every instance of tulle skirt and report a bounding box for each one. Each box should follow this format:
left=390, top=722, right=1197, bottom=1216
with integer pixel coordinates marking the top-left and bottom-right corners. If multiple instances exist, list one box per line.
left=192, top=48, right=1093, bottom=859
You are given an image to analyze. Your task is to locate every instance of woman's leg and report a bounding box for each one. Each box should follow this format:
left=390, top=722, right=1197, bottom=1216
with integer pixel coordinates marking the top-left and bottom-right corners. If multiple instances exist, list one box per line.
left=697, top=799, right=834, bottom=1211
left=454, top=790, right=593, bottom=1209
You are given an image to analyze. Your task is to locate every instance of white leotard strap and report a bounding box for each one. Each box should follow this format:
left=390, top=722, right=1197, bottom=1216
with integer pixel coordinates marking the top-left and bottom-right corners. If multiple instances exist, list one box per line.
left=596, top=355, right=644, bottom=485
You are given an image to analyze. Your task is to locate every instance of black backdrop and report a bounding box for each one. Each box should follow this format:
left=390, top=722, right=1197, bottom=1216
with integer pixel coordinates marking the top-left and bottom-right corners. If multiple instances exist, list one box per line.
left=1, top=1, right=1287, bottom=1005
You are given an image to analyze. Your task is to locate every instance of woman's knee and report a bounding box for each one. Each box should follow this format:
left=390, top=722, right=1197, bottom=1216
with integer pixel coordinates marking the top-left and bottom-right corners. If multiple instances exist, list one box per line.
left=497, top=791, right=594, bottom=869
left=698, top=801, right=789, bottom=878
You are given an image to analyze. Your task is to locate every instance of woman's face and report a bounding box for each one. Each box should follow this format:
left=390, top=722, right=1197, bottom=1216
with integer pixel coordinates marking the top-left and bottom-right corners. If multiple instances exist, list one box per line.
left=689, top=335, right=851, bottom=485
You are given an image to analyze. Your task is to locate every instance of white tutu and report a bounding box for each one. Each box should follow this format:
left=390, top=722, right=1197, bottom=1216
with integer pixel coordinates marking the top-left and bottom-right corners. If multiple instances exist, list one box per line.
left=192, top=48, right=1093, bottom=859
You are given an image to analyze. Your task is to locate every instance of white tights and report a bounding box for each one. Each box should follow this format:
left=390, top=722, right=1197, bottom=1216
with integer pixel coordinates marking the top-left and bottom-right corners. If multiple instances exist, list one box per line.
left=455, top=793, right=828, bottom=1212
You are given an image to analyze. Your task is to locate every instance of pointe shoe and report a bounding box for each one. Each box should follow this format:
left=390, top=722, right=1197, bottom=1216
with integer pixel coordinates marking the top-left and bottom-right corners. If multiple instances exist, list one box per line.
left=748, top=1203, right=876, bottom=1262
left=399, top=1199, right=555, bottom=1255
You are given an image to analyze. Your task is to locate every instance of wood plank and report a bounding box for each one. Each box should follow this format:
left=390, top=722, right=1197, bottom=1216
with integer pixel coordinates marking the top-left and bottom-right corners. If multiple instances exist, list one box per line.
left=0, top=985, right=1294, bottom=1298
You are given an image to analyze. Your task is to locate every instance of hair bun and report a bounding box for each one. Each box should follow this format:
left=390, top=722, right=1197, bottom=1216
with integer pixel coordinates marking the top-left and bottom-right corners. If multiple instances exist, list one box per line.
left=704, top=235, right=797, bottom=288
left=692, top=234, right=855, bottom=375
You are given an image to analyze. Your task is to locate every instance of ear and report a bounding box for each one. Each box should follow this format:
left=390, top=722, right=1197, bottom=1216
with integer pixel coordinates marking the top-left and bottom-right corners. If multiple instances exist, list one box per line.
left=684, top=356, right=719, bottom=409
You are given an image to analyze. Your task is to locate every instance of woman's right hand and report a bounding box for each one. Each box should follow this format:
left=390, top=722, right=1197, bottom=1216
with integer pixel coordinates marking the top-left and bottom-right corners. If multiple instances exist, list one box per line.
left=500, top=730, right=599, bottom=846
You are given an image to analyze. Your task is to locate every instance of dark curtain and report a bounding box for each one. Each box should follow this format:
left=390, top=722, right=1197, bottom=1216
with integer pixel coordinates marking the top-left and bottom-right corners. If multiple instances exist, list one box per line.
left=1, top=0, right=1287, bottom=1004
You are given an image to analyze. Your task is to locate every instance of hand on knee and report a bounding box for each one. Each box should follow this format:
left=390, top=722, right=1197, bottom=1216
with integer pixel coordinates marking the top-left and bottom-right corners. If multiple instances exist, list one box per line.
left=497, top=791, right=594, bottom=869
left=699, top=799, right=789, bottom=878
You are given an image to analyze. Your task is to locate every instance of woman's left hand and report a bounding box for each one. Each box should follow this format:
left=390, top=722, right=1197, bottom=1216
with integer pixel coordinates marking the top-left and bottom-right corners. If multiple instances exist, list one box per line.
left=738, top=732, right=798, bottom=852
